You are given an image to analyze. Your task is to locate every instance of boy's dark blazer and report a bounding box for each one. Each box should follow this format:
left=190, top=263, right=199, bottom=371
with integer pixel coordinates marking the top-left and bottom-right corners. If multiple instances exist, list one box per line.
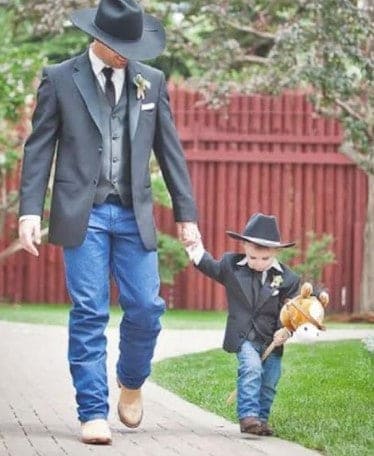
left=19, top=51, right=197, bottom=249
left=196, top=252, right=300, bottom=353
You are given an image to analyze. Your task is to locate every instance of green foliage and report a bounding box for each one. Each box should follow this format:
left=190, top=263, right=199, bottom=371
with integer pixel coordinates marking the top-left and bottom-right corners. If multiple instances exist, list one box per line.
left=150, top=156, right=188, bottom=285
left=151, top=157, right=172, bottom=208
left=157, top=231, right=189, bottom=285
left=277, top=231, right=335, bottom=283
left=0, top=9, right=45, bottom=226
left=24, top=30, right=90, bottom=64
left=0, top=12, right=44, bottom=122
left=152, top=341, right=374, bottom=456
left=146, top=0, right=373, bottom=172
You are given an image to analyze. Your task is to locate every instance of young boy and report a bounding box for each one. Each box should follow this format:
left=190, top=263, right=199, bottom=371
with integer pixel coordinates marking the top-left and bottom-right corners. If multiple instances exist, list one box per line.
left=186, top=213, right=300, bottom=436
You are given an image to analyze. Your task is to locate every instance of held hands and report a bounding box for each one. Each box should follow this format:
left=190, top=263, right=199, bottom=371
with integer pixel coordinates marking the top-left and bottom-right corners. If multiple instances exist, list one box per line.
left=176, top=222, right=201, bottom=248
left=19, top=218, right=41, bottom=257
left=176, top=222, right=205, bottom=264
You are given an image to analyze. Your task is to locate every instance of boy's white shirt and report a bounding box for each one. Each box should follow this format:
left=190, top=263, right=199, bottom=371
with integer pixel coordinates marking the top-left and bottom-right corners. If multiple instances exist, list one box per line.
left=187, top=242, right=283, bottom=284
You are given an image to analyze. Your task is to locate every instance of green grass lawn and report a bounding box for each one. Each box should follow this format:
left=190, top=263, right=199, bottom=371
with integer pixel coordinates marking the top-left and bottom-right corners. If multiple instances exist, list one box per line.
left=151, top=341, right=374, bottom=456
left=0, top=302, right=372, bottom=329
left=0, top=303, right=227, bottom=329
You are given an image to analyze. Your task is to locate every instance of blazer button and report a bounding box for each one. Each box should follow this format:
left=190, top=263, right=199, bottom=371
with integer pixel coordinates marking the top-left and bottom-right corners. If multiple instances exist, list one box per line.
left=239, top=331, right=246, bottom=338
left=93, top=179, right=98, bottom=185
left=98, top=147, right=103, bottom=153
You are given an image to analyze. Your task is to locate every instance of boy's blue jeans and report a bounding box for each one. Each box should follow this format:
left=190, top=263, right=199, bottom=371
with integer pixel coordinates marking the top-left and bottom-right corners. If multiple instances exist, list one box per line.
left=236, top=340, right=282, bottom=421
left=63, top=203, right=165, bottom=422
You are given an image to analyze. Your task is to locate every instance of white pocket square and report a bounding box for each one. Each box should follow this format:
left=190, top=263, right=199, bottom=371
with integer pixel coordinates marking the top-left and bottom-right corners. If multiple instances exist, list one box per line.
left=141, top=102, right=155, bottom=111
left=272, top=289, right=280, bottom=296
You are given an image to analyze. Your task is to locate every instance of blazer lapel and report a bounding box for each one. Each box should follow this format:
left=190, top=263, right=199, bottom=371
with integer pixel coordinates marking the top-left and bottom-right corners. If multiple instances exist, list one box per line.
left=234, top=268, right=256, bottom=311
left=254, top=283, right=273, bottom=314
left=73, top=51, right=103, bottom=136
left=126, top=60, right=142, bottom=141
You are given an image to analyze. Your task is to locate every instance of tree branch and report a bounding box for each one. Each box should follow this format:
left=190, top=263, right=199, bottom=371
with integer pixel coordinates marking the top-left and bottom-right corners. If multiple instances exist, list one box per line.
left=241, top=54, right=270, bottom=65
left=224, top=19, right=275, bottom=40
left=335, top=98, right=366, bottom=124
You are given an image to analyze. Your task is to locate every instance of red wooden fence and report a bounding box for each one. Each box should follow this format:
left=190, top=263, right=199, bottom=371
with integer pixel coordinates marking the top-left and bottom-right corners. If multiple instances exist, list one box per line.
left=0, top=85, right=368, bottom=313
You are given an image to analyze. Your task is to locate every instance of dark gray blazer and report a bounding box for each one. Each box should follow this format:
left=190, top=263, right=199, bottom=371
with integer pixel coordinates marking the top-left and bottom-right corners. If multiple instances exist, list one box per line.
left=19, top=51, right=197, bottom=249
left=196, top=252, right=300, bottom=353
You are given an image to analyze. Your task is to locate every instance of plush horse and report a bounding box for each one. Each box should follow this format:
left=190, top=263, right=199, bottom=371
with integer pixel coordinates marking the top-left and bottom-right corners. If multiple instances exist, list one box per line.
left=227, top=282, right=329, bottom=405
left=261, top=282, right=329, bottom=359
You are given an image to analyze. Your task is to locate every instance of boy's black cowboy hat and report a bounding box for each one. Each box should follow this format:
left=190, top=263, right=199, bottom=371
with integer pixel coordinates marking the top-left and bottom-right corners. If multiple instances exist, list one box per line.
left=70, top=0, right=166, bottom=60
left=226, top=213, right=295, bottom=248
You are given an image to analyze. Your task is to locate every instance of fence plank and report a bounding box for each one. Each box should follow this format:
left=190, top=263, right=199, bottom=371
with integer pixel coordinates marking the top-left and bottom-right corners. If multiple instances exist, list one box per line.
left=0, top=88, right=368, bottom=313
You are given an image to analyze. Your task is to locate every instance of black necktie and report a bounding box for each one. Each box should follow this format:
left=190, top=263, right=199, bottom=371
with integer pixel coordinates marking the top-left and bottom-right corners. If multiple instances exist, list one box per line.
left=102, top=67, right=115, bottom=107
left=252, top=270, right=263, bottom=304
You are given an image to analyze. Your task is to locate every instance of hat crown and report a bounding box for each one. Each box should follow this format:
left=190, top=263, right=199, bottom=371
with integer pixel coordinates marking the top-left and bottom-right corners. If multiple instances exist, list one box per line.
left=95, top=0, right=143, bottom=41
left=243, top=213, right=280, bottom=243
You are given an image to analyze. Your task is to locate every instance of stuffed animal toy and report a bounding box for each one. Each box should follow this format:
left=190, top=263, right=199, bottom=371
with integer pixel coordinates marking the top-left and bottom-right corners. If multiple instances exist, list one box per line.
left=261, top=282, right=329, bottom=359
left=227, top=282, right=329, bottom=405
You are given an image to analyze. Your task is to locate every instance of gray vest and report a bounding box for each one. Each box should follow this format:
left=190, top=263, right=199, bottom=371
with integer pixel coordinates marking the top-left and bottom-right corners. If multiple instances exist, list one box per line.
left=94, top=77, right=132, bottom=206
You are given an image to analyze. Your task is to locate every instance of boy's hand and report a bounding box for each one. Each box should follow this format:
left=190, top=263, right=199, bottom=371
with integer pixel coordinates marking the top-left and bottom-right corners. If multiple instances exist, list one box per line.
left=185, top=240, right=205, bottom=265
left=272, top=327, right=291, bottom=347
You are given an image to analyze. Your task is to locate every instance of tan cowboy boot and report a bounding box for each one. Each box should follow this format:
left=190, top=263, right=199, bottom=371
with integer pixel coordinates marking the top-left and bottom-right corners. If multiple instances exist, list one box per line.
left=117, top=384, right=143, bottom=428
left=81, top=419, right=112, bottom=445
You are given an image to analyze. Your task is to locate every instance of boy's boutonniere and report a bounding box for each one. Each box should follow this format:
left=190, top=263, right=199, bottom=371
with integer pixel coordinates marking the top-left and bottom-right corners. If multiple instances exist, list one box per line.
left=133, top=73, right=151, bottom=100
left=270, top=275, right=283, bottom=296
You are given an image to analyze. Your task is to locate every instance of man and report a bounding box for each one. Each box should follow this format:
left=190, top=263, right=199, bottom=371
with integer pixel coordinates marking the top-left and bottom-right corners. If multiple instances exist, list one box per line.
left=18, top=0, right=200, bottom=445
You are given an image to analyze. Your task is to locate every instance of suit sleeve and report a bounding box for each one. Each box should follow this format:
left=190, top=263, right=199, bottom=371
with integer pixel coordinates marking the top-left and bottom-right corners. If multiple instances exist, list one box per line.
left=153, top=73, right=197, bottom=222
left=195, top=251, right=225, bottom=284
left=19, top=68, right=60, bottom=217
left=285, top=276, right=301, bottom=300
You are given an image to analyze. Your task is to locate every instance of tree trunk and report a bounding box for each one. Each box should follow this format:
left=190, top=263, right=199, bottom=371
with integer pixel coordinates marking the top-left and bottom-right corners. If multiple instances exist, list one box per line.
left=360, top=173, right=374, bottom=311
left=355, top=0, right=373, bottom=312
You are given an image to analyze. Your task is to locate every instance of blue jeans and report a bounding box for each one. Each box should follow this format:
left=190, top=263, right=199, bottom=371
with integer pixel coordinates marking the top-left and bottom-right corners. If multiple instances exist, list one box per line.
left=63, top=203, right=165, bottom=422
left=236, top=340, right=281, bottom=421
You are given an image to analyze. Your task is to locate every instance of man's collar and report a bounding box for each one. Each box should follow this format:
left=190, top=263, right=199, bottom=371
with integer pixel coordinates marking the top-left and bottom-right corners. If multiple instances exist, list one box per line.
left=236, top=256, right=283, bottom=273
left=89, top=45, right=106, bottom=77
left=88, top=45, right=124, bottom=78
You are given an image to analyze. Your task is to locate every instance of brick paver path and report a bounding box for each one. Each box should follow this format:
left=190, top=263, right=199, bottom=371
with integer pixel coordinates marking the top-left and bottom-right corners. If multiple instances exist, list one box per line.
left=2, top=321, right=371, bottom=456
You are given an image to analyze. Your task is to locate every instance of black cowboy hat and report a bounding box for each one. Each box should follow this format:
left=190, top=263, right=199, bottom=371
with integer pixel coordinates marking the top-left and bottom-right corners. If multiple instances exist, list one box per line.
left=226, top=213, right=295, bottom=248
left=70, top=0, right=166, bottom=60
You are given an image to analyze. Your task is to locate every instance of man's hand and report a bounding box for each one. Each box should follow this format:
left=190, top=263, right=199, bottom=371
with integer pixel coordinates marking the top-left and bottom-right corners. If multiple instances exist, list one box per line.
left=19, top=218, right=41, bottom=257
left=176, top=222, right=201, bottom=248
left=272, top=327, right=291, bottom=347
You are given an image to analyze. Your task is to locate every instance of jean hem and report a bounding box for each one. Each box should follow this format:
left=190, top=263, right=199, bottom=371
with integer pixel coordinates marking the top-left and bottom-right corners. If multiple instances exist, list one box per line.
left=238, top=413, right=260, bottom=420
left=79, top=413, right=108, bottom=423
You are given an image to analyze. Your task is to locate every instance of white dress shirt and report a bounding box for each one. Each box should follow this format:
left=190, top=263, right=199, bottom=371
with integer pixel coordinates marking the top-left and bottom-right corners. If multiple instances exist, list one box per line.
left=187, top=242, right=283, bottom=284
left=88, top=45, right=125, bottom=104
left=19, top=46, right=126, bottom=222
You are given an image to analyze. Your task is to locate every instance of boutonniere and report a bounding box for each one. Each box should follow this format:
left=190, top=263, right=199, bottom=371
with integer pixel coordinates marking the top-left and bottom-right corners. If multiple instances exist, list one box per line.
left=133, top=73, right=151, bottom=100
left=270, top=275, right=283, bottom=296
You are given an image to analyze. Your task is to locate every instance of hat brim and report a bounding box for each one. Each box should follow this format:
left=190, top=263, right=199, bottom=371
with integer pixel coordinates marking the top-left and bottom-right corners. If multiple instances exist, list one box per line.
left=70, top=8, right=166, bottom=60
left=226, top=231, right=295, bottom=248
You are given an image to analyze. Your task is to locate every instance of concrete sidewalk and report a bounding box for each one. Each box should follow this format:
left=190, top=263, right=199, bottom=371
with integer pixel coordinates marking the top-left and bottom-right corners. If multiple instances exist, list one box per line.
left=0, top=321, right=372, bottom=456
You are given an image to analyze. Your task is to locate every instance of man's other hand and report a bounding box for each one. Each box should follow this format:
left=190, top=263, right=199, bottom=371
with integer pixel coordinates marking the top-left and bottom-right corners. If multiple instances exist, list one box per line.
left=19, top=217, right=41, bottom=256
